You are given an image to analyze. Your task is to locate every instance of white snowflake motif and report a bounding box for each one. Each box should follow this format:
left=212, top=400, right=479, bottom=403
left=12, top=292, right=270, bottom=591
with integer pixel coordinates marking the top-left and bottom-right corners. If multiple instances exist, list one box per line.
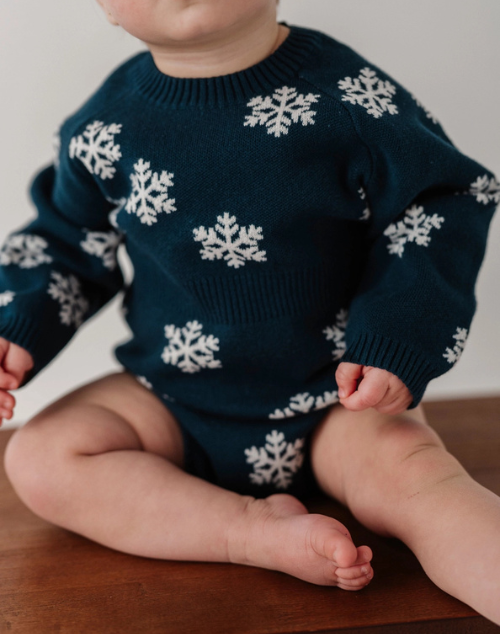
left=269, top=390, right=339, bottom=419
left=0, top=290, right=15, bottom=307
left=469, top=175, right=500, bottom=205
left=125, top=159, right=176, bottom=226
left=161, top=320, right=222, bottom=374
left=384, top=205, right=444, bottom=257
left=358, top=187, right=371, bottom=220
left=47, top=271, right=89, bottom=328
left=69, top=121, right=122, bottom=180
left=193, top=213, right=267, bottom=269
left=80, top=229, right=122, bottom=270
left=136, top=375, right=153, bottom=390
left=244, top=86, right=320, bottom=138
left=411, top=95, right=439, bottom=125
left=52, top=129, right=61, bottom=168
left=106, top=196, right=128, bottom=231
left=245, top=430, right=305, bottom=490
left=443, top=327, right=468, bottom=365
left=323, top=309, right=349, bottom=361
left=338, top=67, right=398, bottom=119
left=0, top=234, right=53, bottom=269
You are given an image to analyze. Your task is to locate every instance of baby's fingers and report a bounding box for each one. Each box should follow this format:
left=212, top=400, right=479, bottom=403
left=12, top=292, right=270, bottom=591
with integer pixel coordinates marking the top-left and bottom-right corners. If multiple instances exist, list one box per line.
left=3, top=342, right=33, bottom=389
left=0, top=388, right=16, bottom=421
left=375, top=392, right=413, bottom=416
left=0, top=369, right=17, bottom=391
left=336, top=362, right=363, bottom=399
left=339, top=369, right=389, bottom=411
left=0, top=340, right=15, bottom=390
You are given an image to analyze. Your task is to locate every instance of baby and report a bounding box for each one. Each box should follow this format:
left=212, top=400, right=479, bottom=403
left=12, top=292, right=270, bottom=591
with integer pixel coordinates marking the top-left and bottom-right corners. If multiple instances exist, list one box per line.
left=1, top=0, right=500, bottom=624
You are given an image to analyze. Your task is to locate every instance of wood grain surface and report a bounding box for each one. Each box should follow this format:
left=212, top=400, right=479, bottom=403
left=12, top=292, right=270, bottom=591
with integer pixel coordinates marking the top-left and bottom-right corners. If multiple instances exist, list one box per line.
left=0, top=397, right=499, bottom=634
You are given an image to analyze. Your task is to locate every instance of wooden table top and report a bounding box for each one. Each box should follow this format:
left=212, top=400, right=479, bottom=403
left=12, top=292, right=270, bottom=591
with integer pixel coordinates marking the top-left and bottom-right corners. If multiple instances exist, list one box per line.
left=1, top=397, right=499, bottom=634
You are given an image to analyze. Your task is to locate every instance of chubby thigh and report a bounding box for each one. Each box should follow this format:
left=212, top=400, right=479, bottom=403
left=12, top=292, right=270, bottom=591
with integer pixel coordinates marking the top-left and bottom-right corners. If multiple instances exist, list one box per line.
left=5, top=371, right=324, bottom=500
left=6, top=370, right=442, bottom=514
left=309, top=401, right=460, bottom=535
left=6, top=371, right=185, bottom=470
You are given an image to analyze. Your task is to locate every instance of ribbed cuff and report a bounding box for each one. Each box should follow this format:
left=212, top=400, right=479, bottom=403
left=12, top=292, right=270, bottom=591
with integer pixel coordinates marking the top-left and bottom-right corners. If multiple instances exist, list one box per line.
left=0, top=313, right=46, bottom=386
left=342, top=332, right=437, bottom=408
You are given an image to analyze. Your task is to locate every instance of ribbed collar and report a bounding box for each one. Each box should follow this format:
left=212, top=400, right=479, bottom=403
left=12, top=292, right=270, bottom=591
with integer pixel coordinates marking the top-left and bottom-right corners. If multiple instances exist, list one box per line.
left=132, top=24, right=322, bottom=107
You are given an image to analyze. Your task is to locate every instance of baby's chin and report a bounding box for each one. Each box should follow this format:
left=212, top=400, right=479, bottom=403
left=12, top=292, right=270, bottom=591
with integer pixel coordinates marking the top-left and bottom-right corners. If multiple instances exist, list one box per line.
left=121, top=0, right=277, bottom=49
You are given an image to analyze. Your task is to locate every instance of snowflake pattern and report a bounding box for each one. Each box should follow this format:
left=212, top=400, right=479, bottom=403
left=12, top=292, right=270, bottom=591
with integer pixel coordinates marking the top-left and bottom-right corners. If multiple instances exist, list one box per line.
left=358, top=187, right=371, bottom=220
left=443, top=327, right=468, bottom=364
left=52, top=129, right=61, bottom=168
left=384, top=205, right=444, bottom=257
left=269, top=390, right=339, bottom=419
left=338, top=67, right=398, bottom=119
left=193, top=213, right=267, bottom=268
left=47, top=271, right=89, bottom=328
left=136, top=375, right=153, bottom=390
left=244, top=86, right=320, bottom=138
left=469, top=175, right=500, bottom=205
left=80, top=229, right=122, bottom=270
left=69, top=120, right=122, bottom=180
left=161, top=320, right=222, bottom=374
left=245, top=430, right=305, bottom=490
left=323, top=309, right=349, bottom=361
left=0, top=234, right=53, bottom=269
left=125, top=159, right=176, bottom=226
left=0, top=290, right=15, bottom=307
left=107, top=196, right=128, bottom=231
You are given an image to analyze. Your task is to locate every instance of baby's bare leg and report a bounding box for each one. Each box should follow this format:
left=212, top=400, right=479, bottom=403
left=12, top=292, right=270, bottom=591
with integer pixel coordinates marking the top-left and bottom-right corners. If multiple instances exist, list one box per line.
left=311, top=404, right=500, bottom=625
left=3, top=372, right=372, bottom=588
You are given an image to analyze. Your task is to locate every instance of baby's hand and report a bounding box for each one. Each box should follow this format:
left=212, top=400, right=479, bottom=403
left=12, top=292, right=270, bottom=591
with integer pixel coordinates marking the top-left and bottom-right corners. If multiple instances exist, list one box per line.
left=0, top=337, right=34, bottom=424
left=336, top=362, right=412, bottom=415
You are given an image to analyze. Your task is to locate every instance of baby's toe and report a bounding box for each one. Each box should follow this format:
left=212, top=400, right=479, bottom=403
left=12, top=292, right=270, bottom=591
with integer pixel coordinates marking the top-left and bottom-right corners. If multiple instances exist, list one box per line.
left=356, top=545, right=373, bottom=564
left=337, top=571, right=373, bottom=591
left=323, top=532, right=358, bottom=568
left=309, top=516, right=359, bottom=568
left=335, top=561, right=373, bottom=581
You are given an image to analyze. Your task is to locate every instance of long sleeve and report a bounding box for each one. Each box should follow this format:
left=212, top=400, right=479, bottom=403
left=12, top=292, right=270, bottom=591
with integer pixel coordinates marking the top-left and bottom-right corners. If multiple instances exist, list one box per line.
left=339, top=80, right=499, bottom=407
left=0, top=119, right=125, bottom=384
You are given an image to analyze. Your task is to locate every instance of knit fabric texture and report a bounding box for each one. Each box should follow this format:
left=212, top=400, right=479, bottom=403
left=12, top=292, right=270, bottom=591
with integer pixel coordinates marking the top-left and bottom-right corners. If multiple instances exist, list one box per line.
left=0, top=24, right=498, bottom=416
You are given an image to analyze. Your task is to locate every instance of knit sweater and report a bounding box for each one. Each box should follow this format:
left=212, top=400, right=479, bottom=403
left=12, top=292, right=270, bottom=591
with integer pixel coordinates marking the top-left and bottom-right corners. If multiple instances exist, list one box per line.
left=0, top=24, right=498, bottom=417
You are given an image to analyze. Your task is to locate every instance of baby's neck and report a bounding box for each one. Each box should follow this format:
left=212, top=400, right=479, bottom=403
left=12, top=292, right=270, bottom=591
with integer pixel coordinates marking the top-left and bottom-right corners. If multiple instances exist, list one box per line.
left=147, top=19, right=289, bottom=79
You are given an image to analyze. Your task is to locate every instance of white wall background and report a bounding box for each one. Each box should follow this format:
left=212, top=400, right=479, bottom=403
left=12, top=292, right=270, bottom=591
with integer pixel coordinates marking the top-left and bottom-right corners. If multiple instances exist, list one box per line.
left=0, top=0, right=499, bottom=427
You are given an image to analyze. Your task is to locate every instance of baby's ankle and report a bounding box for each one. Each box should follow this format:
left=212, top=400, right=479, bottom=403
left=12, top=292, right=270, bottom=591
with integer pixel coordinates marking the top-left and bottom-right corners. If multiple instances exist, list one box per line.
left=226, top=493, right=309, bottom=568
left=226, top=496, right=275, bottom=567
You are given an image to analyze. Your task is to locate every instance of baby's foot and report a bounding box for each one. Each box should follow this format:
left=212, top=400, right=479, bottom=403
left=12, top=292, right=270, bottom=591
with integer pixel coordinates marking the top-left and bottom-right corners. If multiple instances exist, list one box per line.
left=229, top=493, right=373, bottom=590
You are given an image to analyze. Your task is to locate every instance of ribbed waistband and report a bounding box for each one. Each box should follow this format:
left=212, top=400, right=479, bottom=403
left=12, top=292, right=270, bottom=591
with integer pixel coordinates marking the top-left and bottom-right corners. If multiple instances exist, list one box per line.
left=184, top=265, right=341, bottom=323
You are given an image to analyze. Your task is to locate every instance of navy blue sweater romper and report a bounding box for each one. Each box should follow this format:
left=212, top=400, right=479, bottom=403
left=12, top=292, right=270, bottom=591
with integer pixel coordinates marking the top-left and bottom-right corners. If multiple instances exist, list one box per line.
left=0, top=25, right=498, bottom=497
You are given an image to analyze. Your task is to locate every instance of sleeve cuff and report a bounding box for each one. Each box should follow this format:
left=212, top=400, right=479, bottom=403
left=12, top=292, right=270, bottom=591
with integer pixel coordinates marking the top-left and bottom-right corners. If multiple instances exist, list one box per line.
left=342, top=332, right=437, bottom=408
left=0, top=313, right=66, bottom=386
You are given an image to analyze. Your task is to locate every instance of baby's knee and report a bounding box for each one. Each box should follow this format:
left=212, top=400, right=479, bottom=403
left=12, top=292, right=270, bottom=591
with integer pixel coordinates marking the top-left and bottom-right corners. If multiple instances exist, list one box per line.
left=376, top=414, right=442, bottom=459
left=376, top=415, right=465, bottom=495
left=4, top=417, right=67, bottom=519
